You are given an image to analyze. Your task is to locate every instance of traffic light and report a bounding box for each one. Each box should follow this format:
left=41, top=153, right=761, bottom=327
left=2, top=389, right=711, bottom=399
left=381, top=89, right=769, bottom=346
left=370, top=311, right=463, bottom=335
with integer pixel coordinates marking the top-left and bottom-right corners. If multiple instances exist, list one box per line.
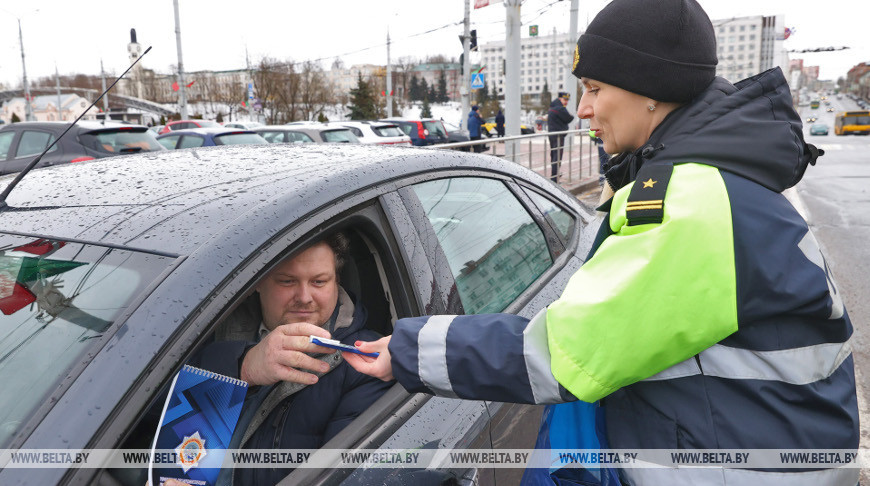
left=470, top=30, right=478, bottom=51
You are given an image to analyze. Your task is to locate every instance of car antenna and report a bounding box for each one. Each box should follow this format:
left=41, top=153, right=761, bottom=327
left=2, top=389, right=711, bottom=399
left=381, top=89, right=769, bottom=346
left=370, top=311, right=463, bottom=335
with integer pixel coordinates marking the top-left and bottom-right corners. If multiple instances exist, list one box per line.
left=0, top=46, right=153, bottom=210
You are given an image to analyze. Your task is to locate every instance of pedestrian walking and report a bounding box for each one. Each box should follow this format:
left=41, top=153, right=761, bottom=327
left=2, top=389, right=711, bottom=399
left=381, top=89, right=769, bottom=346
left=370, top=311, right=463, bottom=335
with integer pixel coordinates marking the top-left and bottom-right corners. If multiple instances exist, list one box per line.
left=547, top=92, right=575, bottom=182
left=345, top=0, right=857, bottom=484
left=495, top=109, right=505, bottom=137
left=467, top=105, right=485, bottom=153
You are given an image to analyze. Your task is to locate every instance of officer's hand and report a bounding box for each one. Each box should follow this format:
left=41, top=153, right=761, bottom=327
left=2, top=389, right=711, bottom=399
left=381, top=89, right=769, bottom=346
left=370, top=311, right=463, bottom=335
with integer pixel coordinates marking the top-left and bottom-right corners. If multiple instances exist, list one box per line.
left=342, top=336, right=394, bottom=382
left=239, top=323, right=335, bottom=386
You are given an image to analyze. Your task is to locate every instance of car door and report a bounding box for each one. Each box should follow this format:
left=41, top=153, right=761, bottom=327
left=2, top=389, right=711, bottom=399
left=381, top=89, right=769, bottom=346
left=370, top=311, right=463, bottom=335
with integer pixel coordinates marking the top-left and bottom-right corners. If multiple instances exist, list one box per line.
left=75, top=189, right=445, bottom=486
left=285, top=172, right=592, bottom=486
left=0, top=128, right=61, bottom=174
left=396, top=173, right=590, bottom=485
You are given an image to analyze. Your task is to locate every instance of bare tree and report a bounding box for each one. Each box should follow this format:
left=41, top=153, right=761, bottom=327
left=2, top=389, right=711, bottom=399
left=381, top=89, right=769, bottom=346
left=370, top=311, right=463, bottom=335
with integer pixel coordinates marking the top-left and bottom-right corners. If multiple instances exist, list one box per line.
left=298, top=61, right=333, bottom=121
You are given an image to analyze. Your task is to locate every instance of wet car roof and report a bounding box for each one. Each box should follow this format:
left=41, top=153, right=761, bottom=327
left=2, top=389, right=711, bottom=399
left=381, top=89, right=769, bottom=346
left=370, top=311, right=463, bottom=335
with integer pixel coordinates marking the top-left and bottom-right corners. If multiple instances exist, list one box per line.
left=0, top=144, right=559, bottom=256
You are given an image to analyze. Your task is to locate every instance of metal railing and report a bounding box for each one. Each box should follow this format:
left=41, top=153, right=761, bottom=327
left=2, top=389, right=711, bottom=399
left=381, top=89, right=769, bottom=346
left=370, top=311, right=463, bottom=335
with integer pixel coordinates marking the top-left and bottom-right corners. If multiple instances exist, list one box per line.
left=431, top=129, right=600, bottom=187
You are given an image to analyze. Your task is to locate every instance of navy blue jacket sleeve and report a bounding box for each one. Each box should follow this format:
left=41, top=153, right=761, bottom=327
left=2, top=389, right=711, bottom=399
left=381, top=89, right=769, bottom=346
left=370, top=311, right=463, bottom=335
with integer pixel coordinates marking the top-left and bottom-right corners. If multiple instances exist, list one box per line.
left=389, top=312, right=575, bottom=404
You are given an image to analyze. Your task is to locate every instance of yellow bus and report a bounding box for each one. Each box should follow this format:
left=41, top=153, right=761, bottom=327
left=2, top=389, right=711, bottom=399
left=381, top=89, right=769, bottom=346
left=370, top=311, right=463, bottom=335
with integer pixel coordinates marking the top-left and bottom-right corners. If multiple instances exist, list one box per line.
left=810, top=100, right=820, bottom=109
left=834, top=111, right=870, bottom=135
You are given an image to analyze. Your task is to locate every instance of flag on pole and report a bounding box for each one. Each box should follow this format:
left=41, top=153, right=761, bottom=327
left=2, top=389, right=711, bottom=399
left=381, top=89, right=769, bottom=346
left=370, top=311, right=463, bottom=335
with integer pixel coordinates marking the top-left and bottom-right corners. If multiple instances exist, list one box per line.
left=172, top=81, right=179, bottom=92
left=186, top=81, right=195, bottom=88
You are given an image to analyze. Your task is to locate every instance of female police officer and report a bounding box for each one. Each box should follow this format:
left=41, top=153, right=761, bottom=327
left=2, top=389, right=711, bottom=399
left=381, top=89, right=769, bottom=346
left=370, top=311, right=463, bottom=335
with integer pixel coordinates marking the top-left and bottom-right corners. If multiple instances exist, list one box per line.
left=346, top=0, right=859, bottom=484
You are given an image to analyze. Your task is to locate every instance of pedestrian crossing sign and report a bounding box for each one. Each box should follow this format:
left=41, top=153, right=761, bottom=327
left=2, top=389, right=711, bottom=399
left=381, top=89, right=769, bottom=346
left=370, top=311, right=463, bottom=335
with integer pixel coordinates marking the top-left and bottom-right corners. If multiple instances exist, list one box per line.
left=471, top=73, right=485, bottom=90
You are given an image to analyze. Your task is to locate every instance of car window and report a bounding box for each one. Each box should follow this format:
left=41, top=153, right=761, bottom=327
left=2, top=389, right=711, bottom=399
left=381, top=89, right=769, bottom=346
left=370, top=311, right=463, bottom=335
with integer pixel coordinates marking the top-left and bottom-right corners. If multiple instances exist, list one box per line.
left=0, top=236, right=174, bottom=448
left=345, top=127, right=364, bottom=138
left=0, top=131, right=14, bottom=159
left=373, top=125, right=404, bottom=137
left=15, top=130, right=58, bottom=158
left=523, top=188, right=576, bottom=244
left=394, top=123, right=414, bottom=137
left=79, top=129, right=164, bottom=154
left=321, top=129, right=359, bottom=143
left=196, top=120, right=220, bottom=128
left=157, top=135, right=180, bottom=149
left=423, top=121, right=447, bottom=139
left=213, top=133, right=268, bottom=145
left=257, top=131, right=284, bottom=143
left=177, top=135, right=205, bottom=148
left=286, top=131, right=314, bottom=143
left=411, top=177, right=553, bottom=313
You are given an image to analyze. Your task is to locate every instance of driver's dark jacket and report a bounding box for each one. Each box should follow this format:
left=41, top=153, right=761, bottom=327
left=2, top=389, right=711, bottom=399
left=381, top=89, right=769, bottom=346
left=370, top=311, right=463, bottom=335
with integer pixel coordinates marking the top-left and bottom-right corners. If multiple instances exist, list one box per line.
left=196, top=289, right=392, bottom=485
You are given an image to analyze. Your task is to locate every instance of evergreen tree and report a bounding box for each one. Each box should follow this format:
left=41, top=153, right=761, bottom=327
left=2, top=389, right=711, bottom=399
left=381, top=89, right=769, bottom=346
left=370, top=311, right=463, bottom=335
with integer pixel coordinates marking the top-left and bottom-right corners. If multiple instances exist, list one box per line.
left=540, top=80, right=552, bottom=111
left=437, top=71, right=448, bottom=103
left=10, top=112, right=20, bottom=123
left=428, top=85, right=437, bottom=105
left=317, top=112, right=329, bottom=123
left=418, top=78, right=429, bottom=104
left=421, top=95, right=432, bottom=118
left=409, top=75, right=420, bottom=101
left=347, top=73, right=383, bottom=120
left=216, top=112, right=224, bottom=123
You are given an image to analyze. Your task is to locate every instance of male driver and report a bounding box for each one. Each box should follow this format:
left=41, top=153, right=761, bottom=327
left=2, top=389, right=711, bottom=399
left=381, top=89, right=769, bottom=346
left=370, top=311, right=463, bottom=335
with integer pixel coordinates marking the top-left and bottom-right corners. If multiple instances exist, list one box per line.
left=547, top=91, right=575, bottom=182
left=195, top=232, right=393, bottom=485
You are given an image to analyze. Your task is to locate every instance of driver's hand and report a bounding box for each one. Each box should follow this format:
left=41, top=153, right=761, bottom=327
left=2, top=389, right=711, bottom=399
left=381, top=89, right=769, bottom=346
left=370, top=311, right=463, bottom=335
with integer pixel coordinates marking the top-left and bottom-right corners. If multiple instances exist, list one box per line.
left=240, top=323, right=335, bottom=385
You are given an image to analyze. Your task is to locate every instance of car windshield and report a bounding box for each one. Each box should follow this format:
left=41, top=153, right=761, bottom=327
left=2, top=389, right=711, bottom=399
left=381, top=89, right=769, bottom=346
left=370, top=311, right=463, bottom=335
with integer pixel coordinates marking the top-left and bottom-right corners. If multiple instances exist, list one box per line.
left=321, top=129, right=359, bottom=143
left=0, top=236, right=174, bottom=447
left=373, top=125, right=404, bottom=137
left=213, top=133, right=268, bottom=145
left=424, top=121, right=447, bottom=138
left=79, top=128, right=164, bottom=154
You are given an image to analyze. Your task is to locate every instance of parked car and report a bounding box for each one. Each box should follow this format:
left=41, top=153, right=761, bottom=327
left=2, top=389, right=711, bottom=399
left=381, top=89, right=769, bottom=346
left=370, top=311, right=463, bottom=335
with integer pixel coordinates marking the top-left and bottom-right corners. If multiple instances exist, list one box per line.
left=335, top=121, right=411, bottom=146
left=0, top=144, right=594, bottom=485
left=809, top=123, right=829, bottom=136
left=148, top=125, right=165, bottom=135
left=222, top=121, right=263, bottom=130
left=158, top=119, right=221, bottom=135
left=156, top=127, right=268, bottom=149
left=440, top=120, right=471, bottom=152
left=0, top=121, right=165, bottom=175
left=254, top=124, right=360, bottom=144
left=380, top=117, right=449, bottom=146
left=483, top=117, right=535, bottom=136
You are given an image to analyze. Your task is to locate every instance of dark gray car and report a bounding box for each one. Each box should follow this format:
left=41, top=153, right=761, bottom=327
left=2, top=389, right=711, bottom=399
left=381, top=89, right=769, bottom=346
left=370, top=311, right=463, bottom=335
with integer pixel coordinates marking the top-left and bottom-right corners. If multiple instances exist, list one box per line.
left=0, top=121, right=165, bottom=175
left=0, top=144, right=594, bottom=485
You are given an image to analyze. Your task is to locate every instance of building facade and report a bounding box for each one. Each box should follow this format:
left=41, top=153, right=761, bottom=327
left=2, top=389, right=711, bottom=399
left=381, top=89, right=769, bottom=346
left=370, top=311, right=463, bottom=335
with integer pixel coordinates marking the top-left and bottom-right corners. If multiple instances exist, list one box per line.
left=479, top=32, right=575, bottom=101
left=1, top=94, right=92, bottom=124
left=712, top=15, right=789, bottom=82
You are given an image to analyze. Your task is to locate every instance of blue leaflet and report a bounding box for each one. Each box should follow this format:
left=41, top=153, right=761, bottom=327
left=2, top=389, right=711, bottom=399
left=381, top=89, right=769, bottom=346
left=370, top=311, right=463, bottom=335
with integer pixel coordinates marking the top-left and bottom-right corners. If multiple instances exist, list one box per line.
left=149, top=365, right=248, bottom=486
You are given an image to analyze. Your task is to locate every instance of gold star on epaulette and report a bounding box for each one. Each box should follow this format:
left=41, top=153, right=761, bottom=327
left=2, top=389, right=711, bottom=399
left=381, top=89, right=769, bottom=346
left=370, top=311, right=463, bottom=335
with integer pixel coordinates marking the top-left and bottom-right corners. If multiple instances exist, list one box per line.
left=643, top=178, right=657, bottom=188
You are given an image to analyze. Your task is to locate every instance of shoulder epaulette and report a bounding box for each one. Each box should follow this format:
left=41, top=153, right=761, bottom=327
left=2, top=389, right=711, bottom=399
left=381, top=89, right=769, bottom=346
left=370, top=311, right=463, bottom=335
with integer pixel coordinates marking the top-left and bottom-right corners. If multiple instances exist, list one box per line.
left=626, top=163, right=673, bottom=226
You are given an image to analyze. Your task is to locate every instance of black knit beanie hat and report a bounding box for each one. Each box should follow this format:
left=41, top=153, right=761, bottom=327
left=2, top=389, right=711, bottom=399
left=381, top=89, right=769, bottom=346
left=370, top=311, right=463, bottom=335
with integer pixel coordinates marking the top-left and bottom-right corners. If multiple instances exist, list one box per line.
left=571, top=0, right=718, bottom=103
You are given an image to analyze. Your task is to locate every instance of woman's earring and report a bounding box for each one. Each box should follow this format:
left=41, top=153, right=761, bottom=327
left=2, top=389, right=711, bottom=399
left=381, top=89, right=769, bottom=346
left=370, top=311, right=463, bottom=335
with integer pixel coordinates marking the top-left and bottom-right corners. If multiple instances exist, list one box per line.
left=648, top=104, right=656, bottom=112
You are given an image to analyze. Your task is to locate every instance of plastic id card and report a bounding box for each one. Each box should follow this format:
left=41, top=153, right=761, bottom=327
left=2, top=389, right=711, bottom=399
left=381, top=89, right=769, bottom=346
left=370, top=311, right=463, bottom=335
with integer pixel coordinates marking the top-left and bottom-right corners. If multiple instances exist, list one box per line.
left=309, top=335, right=380, bottom=358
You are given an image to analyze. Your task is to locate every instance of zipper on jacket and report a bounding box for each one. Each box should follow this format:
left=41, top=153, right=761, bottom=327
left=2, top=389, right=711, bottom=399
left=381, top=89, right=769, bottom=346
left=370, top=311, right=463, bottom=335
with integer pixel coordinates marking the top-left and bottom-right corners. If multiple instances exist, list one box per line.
left=273, top=399, right=293, bottom=449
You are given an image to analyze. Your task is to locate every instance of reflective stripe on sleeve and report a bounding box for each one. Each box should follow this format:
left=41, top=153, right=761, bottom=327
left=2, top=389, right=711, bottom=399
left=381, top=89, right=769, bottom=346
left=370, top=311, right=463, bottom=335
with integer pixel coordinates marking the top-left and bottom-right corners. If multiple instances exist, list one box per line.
left=523, top=307, right=564, bottom=404
left=644, top=338, right=852, bottom=385
left=417, top=315, right=459, bottom=398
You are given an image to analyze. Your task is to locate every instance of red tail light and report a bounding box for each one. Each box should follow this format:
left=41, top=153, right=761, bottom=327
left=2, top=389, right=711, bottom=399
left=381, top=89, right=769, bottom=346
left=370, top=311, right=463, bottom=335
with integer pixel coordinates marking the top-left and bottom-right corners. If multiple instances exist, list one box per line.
left=70, top=156, right=96, bottom=163
left=415, top=121, right=427, bottom=139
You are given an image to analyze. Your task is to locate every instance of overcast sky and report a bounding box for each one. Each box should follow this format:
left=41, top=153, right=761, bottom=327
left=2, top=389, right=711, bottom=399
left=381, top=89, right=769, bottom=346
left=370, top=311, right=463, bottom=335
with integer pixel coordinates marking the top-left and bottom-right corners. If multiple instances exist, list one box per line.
left=1, top=0, right=866, bottom=90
